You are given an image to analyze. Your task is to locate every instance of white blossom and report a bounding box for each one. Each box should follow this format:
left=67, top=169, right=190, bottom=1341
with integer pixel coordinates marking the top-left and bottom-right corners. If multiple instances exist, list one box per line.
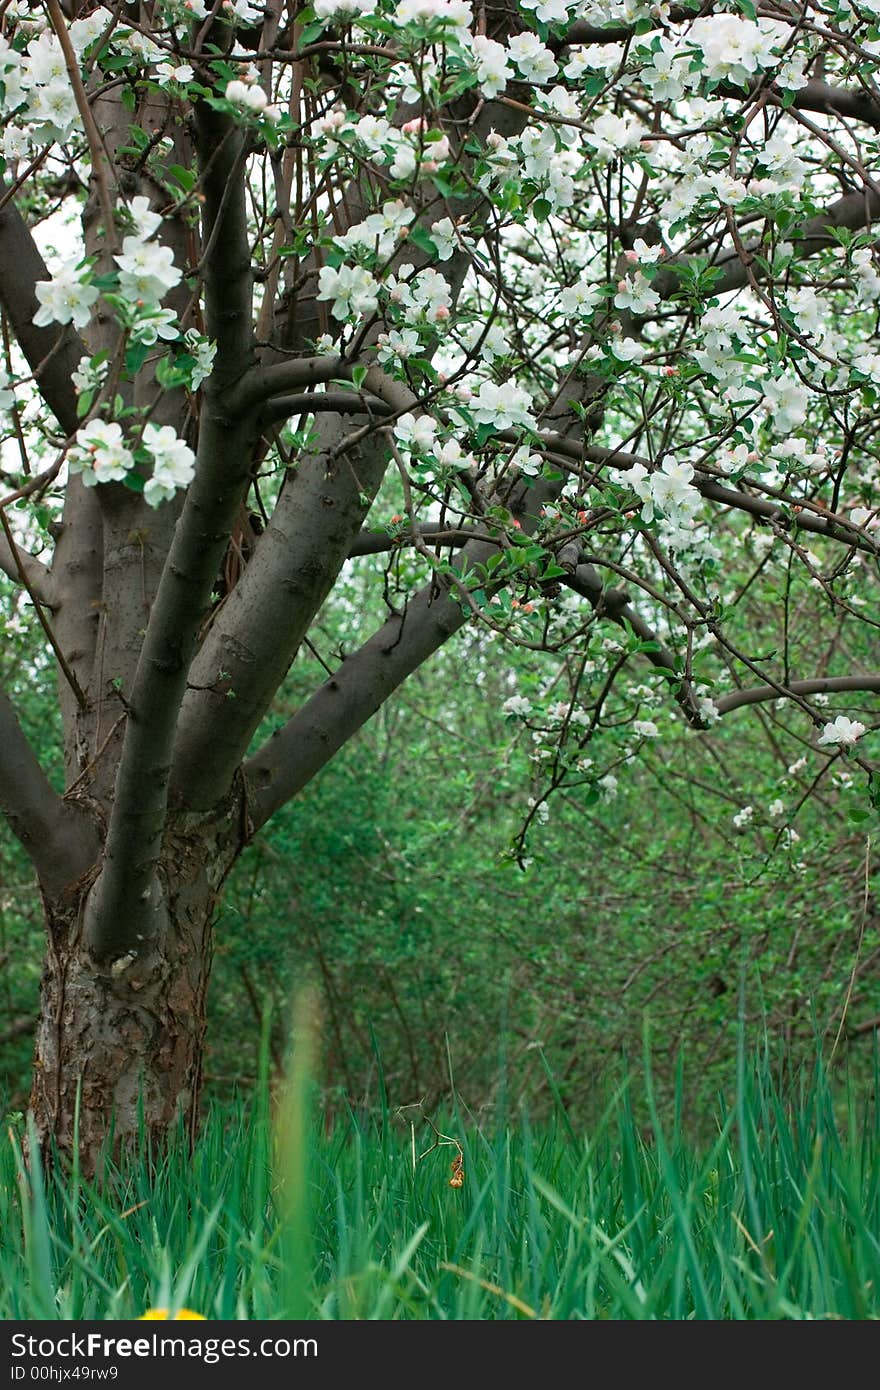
left=470, top=36, right=512, bottom=99
left=115, top=236, right=182, bottom=303
left=469, top=380, right=537, bottom=432
left=817, top=716, right=867, bottom=747
left=33, top=261, right=99, bottom=330
left=507, top=33, right=557, bottom=84
left=502, top=695, right=532, bottom=717
left=69, top=420, right=135, bottom=486
left=143, top=423, right=196, bottom=506
left=316, top=263, right=380, bottom=321
left=394, top=412, right=438, bottom=452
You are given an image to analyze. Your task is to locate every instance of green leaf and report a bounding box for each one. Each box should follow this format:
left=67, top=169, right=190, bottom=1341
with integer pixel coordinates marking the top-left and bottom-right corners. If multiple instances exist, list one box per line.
left=297, top=19, right=327, bottom=46
left=167, top=164, right=197, bottom=193
left=125, top=341, right=150, bottom=377
left=406, top=224, right=438, bottom=257
left=91, top=272, right=119, bottom=293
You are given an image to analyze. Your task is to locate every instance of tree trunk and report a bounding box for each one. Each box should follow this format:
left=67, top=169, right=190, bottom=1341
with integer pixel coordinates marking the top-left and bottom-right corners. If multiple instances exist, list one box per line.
left=29, top=820, right=239, bottom=1173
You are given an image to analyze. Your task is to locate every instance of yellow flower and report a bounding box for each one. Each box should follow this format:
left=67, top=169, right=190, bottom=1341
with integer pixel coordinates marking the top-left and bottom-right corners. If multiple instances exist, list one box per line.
left=139, top=1309, right=206, bottom=1320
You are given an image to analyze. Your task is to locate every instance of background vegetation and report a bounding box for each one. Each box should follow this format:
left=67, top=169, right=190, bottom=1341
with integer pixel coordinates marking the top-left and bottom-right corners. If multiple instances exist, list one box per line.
left=2, top=547, right=878, bottom=1136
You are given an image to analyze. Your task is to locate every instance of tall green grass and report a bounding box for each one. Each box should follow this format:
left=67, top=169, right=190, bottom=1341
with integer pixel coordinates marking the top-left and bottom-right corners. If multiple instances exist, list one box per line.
left=2, top=1038, right=880, bottom=1319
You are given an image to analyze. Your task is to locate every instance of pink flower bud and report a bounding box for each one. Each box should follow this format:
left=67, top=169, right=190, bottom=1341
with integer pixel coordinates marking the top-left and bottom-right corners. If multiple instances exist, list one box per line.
left=624, top=250, right=638, bottom=263
left=433, top=304, right=450, bottom=321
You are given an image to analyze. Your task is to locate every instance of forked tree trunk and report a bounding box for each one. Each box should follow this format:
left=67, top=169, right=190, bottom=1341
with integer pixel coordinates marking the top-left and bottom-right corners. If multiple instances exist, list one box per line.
left=29, top=819, right=240, bottom=1172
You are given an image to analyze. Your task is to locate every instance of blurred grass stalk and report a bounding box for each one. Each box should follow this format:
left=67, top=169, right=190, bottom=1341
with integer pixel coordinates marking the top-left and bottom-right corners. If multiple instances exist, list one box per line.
left=274, top=987, right=319, bottom=1320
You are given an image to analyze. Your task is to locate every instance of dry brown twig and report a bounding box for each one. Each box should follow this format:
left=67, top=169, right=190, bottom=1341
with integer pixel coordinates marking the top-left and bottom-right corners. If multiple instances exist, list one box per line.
left=397, top=1101, right=465, bottom=1189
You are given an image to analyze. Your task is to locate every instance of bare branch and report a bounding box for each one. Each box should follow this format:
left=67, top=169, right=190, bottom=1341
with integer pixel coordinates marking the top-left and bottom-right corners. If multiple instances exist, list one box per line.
left=226, top=356, right=346, bottom=414
left=562, top=563, right=706, bottom=727
left=260, top=389, right=389, bottom=424
left=581, top=443, right=880, bottom=557
left=716, top=674, right=880, bottom=716
left=0, top=527, right=52, bottom=605
left=0, top=688, right=98, bottom=897
left=348, top=523, right=486, bottom=556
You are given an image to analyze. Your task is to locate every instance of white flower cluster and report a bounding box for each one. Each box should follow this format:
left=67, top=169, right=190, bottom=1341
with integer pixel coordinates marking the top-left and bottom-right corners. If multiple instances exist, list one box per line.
left=693, top=305, right=747, bottom=387
left=68, top=420, right=195, bottom=508
left=0, top=10, right=201, bottom=153
left=619, top=456, right=703, bottom=543
left=33, top=259, right=99, bottom=332
left=332, top=200, right=415, bottom=260
left=314, top=109, right=452, bottom=182
left=225, top=74, right=283, bottom=122
left=32, top=196, right=183, bottom=349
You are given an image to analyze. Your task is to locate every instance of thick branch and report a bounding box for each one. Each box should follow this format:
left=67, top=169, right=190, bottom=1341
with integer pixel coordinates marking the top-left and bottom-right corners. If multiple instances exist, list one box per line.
left=0, top=188, right=84, bottom=434
left=781, top=79, right=880, bottom=130
left=243, top=459, right=581, bottom=831
left=169, top=406, right=391, bottom=809
left=84, top=100, right=256, bottom=962
left=244, top=573, right=471, bottom=832
left=260, top=389, right=388, bottom=424
left=0, top=529, right=52, bottom=605
left=349, top=523, right=486, bottom=556
left=225, top=356, right=346, bottom=414
left=0, top=688, right=98, bottom=897
left=654, top=187, right=880, bottom=302
left=716, top=674, right=880, bottom=716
